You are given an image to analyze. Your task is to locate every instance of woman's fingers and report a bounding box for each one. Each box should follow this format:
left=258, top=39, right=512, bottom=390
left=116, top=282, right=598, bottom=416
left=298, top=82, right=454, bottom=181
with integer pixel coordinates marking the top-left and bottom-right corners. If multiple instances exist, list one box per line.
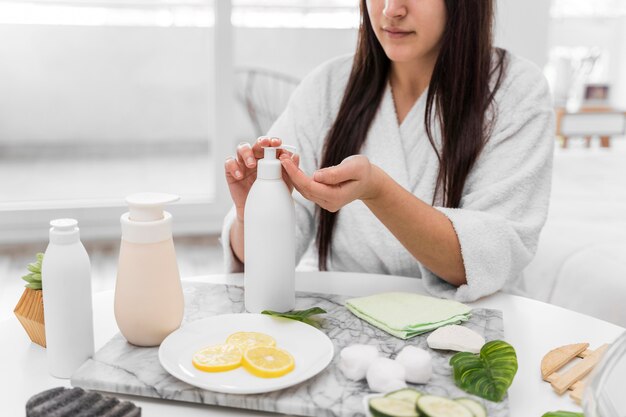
left=224, top=156, right=245, bottom=182
left=281, top=153, right=299, bottom=190
left=280, top=155, right=333, bottom=202
left=251, top=136, right=270, bottom=158
left=228, top=136, right=287, bottom=183
left=313, top=155, right=363, bottom=185
left=252, top=136, right=282, bottom=159
left=237, top=142, right=257, bottom=168
left=277, top=146, right=294, bottom=160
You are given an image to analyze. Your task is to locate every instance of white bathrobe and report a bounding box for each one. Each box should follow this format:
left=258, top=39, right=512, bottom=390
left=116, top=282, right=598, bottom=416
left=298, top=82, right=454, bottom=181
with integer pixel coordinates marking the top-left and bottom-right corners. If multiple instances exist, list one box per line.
left=221, top=52, right=555, bottom=302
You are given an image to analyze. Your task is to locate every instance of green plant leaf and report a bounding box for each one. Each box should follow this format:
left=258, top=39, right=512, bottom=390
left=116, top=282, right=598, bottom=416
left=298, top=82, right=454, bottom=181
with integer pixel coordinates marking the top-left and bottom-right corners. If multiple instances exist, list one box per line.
left=22, top=253, right=44, bottom=289
left=449, top=340, right=518, bottom=402
left=26, top=282, right=42, bottom=290
left=261, top=307, right=327, bottom=327
left=542, top=412, right=584, bottom=417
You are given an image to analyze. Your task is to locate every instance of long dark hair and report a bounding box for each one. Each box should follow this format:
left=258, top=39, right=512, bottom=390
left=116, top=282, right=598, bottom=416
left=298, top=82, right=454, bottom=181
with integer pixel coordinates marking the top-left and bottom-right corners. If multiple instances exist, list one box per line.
left=316, top=0, right=507, bottom=270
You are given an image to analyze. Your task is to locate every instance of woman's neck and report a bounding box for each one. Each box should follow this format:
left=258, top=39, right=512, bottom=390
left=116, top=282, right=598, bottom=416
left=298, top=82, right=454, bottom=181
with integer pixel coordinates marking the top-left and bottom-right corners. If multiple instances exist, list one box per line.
left=389, top=54, right=438, bottom=100
left=389, top=53, right=439, bottom=124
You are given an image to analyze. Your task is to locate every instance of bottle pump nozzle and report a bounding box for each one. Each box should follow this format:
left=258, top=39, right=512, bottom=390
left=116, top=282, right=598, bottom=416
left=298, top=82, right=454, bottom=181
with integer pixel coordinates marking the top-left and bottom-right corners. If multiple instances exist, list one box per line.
left=126, top=193, right=180, bottom=222
left=258, top=145, right=297, bottom=180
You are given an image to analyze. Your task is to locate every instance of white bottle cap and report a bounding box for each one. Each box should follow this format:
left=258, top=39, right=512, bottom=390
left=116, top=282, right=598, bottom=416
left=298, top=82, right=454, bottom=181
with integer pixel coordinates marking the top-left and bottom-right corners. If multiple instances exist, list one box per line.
left=257, top=145, right=297, bottom=180
left=121, top=193, right=180, bottom=243
left=49, top=218, right=80, bottom=244
left=126, top=193, right=180, bottom=222
left=50, top=218, right=78, bottom=231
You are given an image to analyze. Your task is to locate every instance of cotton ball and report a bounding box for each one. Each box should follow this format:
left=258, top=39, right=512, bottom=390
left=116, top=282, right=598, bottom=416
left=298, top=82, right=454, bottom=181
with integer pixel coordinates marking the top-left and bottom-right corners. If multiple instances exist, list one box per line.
left=338, top=344, right=379, bottom=381
left=366, top=357, right=407, bottom=393
left=395, top=346, right=432, bottom=384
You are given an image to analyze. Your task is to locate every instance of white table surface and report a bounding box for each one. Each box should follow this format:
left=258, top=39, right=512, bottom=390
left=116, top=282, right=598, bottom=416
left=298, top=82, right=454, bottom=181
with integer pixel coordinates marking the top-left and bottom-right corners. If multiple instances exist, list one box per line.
left=1, top=271, right=623, bottom=416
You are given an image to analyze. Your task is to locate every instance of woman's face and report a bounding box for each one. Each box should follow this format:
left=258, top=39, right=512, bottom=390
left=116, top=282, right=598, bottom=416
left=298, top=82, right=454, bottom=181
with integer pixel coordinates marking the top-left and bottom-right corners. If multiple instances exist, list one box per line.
left=367, top=0, right=447, bottom=64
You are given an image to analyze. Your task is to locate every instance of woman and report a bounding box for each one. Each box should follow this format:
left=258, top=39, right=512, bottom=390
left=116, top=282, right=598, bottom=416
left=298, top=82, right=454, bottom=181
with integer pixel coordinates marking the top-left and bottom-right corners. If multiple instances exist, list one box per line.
left=222, top=0, right=554, bottom=301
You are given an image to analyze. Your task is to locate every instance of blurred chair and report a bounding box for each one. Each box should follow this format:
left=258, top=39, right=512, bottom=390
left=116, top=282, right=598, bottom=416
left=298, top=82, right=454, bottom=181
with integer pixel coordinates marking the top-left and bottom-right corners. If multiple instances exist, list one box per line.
left=235, top=67, right=300, bottom=137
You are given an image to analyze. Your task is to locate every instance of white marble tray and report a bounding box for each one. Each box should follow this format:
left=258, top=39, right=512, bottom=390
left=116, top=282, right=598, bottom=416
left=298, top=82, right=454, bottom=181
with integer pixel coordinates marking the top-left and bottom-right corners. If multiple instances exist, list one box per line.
left=71, top=282, right=509, bottom=417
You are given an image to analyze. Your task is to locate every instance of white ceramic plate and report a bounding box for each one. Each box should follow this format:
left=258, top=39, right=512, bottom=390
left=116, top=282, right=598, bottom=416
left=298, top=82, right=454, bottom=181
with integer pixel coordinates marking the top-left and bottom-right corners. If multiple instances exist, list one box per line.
left=159, top=313, right=334, bottom=394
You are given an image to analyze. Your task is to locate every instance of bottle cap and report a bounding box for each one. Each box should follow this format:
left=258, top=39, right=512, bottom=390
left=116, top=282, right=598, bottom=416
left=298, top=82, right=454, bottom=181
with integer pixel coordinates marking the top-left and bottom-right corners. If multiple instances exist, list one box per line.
left=49, top=218, right=80, bottom=244
left=126, top=193, right=180, bottom=222
left=50, top=218, right=78, bottom=231
left=258, top=145, right=297, bottom=180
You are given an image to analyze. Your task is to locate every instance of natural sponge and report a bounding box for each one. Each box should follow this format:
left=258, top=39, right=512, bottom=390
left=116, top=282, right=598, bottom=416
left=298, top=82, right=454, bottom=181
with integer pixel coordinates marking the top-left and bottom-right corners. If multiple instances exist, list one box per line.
left=26, top=387, right=141, bottom=417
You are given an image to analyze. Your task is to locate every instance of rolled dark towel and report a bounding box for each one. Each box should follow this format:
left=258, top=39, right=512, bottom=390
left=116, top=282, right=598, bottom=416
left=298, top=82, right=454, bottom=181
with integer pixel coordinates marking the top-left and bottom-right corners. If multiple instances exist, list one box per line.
left=26, top=387, right=141, bottom=417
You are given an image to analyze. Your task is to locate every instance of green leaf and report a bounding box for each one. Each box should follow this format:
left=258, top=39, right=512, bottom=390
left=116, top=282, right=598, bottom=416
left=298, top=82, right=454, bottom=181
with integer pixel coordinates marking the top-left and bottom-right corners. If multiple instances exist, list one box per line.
left=541, top=412, right=584, bottom=417
left=450, top=340, right=518, bottom=402
left=21, top=253, right=44, bottom=289
left=261, top=307, right=327, bottom=327
left=26, top=282, right=42, bottom=290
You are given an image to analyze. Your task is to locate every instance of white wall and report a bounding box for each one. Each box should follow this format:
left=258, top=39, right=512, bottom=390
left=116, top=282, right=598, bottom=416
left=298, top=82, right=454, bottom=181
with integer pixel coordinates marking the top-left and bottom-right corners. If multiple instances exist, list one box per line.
left=619, top=19, right=626, bottom=110
left=494, top=0, right=552, bottom=69
left=0, top=25, right=357, bottom=145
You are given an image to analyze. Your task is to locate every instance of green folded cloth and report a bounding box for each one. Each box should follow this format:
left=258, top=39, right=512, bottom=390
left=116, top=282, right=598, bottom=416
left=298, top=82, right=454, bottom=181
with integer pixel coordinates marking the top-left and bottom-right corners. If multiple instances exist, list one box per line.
left=345, top=292, right=471, bottom=339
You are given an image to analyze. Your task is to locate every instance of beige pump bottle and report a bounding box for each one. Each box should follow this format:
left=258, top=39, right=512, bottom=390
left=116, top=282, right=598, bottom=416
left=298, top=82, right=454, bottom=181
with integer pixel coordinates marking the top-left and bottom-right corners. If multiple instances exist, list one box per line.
left=114, top=193, right=184, bottom=347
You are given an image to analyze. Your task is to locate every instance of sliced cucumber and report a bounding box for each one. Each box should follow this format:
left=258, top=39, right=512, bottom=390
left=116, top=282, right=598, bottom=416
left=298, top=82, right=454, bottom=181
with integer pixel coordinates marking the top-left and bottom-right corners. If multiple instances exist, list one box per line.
left=369, top=397, right=419, bottom=417
left=385, top=388, right=423, bottom=404
left=455, top=398, right=487, bottom=417
left=416, top=395, right=473, bottom=417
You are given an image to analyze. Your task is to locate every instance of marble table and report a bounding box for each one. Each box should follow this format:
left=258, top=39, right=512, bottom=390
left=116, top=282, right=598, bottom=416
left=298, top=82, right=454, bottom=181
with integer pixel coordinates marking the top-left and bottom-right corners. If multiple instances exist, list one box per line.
left=71, top=282, right=506, bottom=417
left=1, top=271, right=624, bottom=417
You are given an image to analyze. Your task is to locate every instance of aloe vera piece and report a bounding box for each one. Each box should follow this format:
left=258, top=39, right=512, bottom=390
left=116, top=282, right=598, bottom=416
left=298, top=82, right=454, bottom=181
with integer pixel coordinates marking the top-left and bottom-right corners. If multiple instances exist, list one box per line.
left=261, top=307, right=327, bottom=327
left=449, top=340, right=518, bottom=402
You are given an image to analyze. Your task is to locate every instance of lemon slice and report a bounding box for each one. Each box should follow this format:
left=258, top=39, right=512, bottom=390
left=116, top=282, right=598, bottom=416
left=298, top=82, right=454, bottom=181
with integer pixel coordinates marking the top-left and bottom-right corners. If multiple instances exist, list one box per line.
left=192, top=343, right=242, bottom=372
left=242, top=346, right=295, bottom=378
left=226, top=332, right=277, bottom=351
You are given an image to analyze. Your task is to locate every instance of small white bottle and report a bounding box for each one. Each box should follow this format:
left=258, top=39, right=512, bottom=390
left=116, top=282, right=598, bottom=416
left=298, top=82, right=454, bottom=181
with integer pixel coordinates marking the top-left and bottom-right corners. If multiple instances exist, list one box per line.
left=114, top=193, right=184, bottom=347
left=41, top=218, right=94, bottom=378
left=244, top=146, right=296, bottom=313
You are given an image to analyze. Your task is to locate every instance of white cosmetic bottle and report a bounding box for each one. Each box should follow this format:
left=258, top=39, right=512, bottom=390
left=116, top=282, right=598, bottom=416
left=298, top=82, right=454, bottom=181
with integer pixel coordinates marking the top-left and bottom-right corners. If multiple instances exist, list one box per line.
left=114, top=193, right=184, bottom=347
left=41, top=218, right=94, bottom=378
left=244, top=146, right=296, bottom=313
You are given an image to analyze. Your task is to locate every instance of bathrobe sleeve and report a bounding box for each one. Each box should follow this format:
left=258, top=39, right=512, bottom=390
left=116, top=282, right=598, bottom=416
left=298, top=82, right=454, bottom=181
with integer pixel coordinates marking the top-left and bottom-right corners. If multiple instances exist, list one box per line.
left=419, top=59, right=556, bottom=302
left=221, top=64, right=331, bottom=272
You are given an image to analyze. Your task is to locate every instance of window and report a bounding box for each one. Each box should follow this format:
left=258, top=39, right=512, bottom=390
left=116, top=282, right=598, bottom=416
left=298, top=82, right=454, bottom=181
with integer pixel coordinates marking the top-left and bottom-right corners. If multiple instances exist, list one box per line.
left=0, top=0, right=358, bottom=243
left=0, top=0, right=360, bottom=28
left=233, top=0, right=359, bottom=28
left=551, top=0, right=626, bottom=18
left=0, top=0, right=213, bottom=27
left=0, top=0, right=232, bottom=242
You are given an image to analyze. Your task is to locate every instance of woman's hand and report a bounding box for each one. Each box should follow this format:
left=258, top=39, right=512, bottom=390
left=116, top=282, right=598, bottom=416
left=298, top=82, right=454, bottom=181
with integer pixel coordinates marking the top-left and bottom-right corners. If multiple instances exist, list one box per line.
left=279, top=154, right=382, bottom=212
left=225, top=136, right=298, bottom=221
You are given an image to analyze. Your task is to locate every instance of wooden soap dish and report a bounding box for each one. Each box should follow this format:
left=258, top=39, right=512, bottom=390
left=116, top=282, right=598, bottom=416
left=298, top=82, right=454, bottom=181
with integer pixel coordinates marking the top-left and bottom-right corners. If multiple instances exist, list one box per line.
left=541, top=343, right=609, bottom=405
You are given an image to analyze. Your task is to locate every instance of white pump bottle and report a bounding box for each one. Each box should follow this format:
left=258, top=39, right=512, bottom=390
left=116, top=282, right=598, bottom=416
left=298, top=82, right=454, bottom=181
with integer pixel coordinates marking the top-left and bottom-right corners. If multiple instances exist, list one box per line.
left=114, top=193, right=184, bottom=346
left=244, top=146, right=296, bottom=313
